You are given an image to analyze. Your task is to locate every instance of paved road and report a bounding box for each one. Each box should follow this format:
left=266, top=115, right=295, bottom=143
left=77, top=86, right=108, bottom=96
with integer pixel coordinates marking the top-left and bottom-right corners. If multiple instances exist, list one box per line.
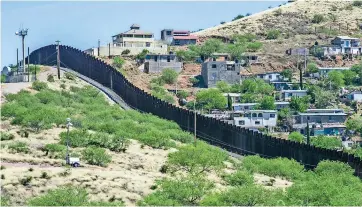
left=58, top=67, right=131, bottom=110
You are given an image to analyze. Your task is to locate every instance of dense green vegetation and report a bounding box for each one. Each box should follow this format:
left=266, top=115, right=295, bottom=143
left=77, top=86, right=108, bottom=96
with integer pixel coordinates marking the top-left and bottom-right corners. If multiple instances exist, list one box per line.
left=288, top=132, right=304, bottom=143
left=113, top=56, right=125, bottom=68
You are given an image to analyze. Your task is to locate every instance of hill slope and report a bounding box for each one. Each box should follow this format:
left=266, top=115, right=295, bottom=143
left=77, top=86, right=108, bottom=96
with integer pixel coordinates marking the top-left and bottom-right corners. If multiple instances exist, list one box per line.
left=194, top=0, right=362, bottom=73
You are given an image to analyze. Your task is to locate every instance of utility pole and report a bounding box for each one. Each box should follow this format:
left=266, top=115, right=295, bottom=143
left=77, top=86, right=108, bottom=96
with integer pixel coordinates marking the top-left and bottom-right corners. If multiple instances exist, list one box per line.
left=194, top=100, right=197, bottom=146
left=108, top=43, right=111, bottom=58
left=65, top=118, right=72, bottom=165
left=27, top=47, right=30, bottom=82
left=16, top=48, right=19, bottom=74
left=34, top=62, right=37, bottom=81
left=98, top=39, right=100, bottom=57
left=56, top=40, right=61, bottom=79
left=15, top=28, right=28, bottom=76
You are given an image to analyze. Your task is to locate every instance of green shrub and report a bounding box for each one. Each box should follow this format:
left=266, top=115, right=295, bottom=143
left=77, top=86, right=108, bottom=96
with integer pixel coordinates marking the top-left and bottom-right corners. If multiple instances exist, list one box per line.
left=161, top=69, right=178, bottom=84
left=288, top=132, right=304, bottom=143
left=47, top=74, right=55, bottom=82
left=59, top=129, right=91, bottom=147
left=167, top=141, right=228, bottom=174
left=150, top=77, right=165, bottom=86
left=64, top=72, right=76, bottom=80
left=1, top=74, right=6, bottom=83
left=136, top=49, right=149, bottom=61
left=8, top=141, right=30, bottom=153
left=40, top=171, right=51, bottom=179
left=82, top=146, right=111, bottom=167
left=164, top=129, right=193, bottom=143
left=223, top=170, right=254, bottom=186
left=307, top=63, right=319, bottom=73
left=0, top=132, right=15, bottom=141
left=266, top=29, right=280, bottom=40
left=138, top=129, right=176, bottom=149
left=189, top=77, right=199, bottom=85
left=176, top=90, right=190, bottom=99
left=232, top=14, right=244, bottom=21
left=28, top=186, right=87, bottom=206
left=1, top=174, right=4, bottom=180
left=32, top=81, right=48, bottom=91
left=312, top=14, right=324, bottom=23
left=246, top=42, right=263, bottom=52
left=60, top=83, right=66, bottom=89
left=121, top=49, right=131, bottom=55
left=311, top=135, right=341, bottom=150
left=314, top=160, right=354, bottom=176
left=113, top=56, right=125, bottom=68
left=19, top=176, right=32, bottom=186
left=242, top=155, right=304, bottom=180
left=273, top=8, right=282, bottom=16
left=0, top=166, right=5, bottom=170
left=44, top=143, right=66, bottom=158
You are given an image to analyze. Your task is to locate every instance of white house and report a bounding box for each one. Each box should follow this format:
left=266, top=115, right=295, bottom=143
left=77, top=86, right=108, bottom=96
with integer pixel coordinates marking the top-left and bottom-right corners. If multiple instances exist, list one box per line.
left=223, top=93, right=241, bottom=103
left=281, top=90, right=308, bottom=101
left=233, top=110, right=277, bottom=129
left=256, top=72, right=286, bottom=82
left=319, top=36, right=362, bottom=56
left=232, top=102, right=289, bottom=111
left=347, top=92, right=362, bottom=102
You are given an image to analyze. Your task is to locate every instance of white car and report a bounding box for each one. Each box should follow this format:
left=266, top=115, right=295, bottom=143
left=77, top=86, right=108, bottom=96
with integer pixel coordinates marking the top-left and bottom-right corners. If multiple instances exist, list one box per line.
left=68, top=157, right=80, bottom=167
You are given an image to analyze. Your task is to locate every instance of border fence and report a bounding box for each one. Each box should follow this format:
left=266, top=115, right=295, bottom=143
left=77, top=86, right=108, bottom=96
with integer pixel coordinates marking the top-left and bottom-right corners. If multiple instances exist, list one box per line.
left=28, top=44, right=362, bottom=177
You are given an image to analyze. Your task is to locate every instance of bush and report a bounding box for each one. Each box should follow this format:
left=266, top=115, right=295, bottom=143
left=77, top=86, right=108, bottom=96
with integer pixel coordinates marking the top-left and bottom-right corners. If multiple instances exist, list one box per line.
left=1, top=74, right=6, bottom=83
left=0, top=166, right=5, bottom=170
left=312, top=14, right=324, bottom=23
left=44, top=143, right=66, bottom=158
left=161, top=69, right=178, bottom=84
left=8, top=141, right=30, bottom=153
left=176, top=90, right=190, bottom=99
left=189, top=77, right=199, bottom=85
left=32, top=81, right=48, bottom=91
left=223, top=170, right=254, bottom=186
left=232, top=14, right=244, bottom=21
left=121, top=49, right=130, bottom=55
left=246, top=42, right=263, bottom=52
left=19, top=176, right=32, bottom=186
left=82, top=146, right=111, bottom=167
left=273, top=8, right=282, bottom=16
left=314, top=160, right=354, bottom=176
left=307, top=63, right=319, bottom=73
left=138, top=129, right=176, bottom=149
left=288, top=132, right=304, bottom=143
left=1, top=175, right=4, bottom=180
left=0, top=132, right=15, bottom=141
left=266, top=29, right=280, bottom=40
left=242, top=155, right=304, bottom=180
left=167, top=141, right=228, bottom=174
left=47, top=74, right=55, bottom=82
left=136, top=49, right=149, bottom=61
left=40, top=171, right=51, bottom=179
left=311, top=135, right=341, bottom=150
left=64, top=72, right=76, bottom=80
left=60, top=83, right=66, bottom=89
left=113, top=56, right=125, bottom=68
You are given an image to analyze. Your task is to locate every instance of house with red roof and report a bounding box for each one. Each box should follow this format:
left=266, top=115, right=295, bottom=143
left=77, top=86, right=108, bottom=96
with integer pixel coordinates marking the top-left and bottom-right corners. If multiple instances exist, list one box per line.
left=161, top=29, right=198, bottom=46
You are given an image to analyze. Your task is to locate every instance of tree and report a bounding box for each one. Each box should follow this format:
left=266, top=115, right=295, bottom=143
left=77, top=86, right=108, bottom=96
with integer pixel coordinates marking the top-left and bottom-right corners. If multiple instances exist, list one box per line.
left=246, top=42, right=263, bottom=52
left=199, top=39, right=225, bottom=59
left=307, top=63, right=319, bottom=74
left=280, top=69, right=292, bottom=81
left=216, top=81, right=231, bottom=92
left=113, top=56, right=125, bottom=68
left=161, top=68, right=178, bottom=84
left=226, top=43, right=245, bottom=60
left=167, top=141, right=228, bottom=174
left=176, top=50, right=198, bottom=62
left=257, top=96, right=276, bottom=110
left=232, top=14, right=245, bottom=21
left=311, top=135, right=341, bottom=150
left=342, top=70, right=357, bottom=85
left=227, top=94, right=233, bottom=111
left=314, top=89, right=336, bottom=108
left=288, top=132, right=304, bottom=143
left=135, top=49, right=149, bottom=61
left=266, top=29, right=280, bottom=40
left=346, top=116, right=362, bottom=135
left=121, top=49, right=130, bottom=55
left=290, top=96, right=309, bottom=112
left=325, top=70, right=344, bottom=89
left=350, top=62, right=362, bottom=84
left=196, top=88, right=227, bottom=110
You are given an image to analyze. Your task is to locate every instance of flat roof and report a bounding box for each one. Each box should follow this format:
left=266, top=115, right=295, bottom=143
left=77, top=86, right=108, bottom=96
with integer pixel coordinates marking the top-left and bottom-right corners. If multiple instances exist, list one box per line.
left=318, top=67, right=350, bottom=70
left=336, top=36, right=359, bottom=40
left=173, top=36, right=198, bottom=40
left=223, top=93, right=241, bottom=97
left=299, top=113, right=347, bottom=116
left=246, top=110, right=277, bottom=113
left=306, top=109, right=343, bottom=112
left=233, top=103, right=257, bottom=106
left=281, top=90, right=307, bottom=93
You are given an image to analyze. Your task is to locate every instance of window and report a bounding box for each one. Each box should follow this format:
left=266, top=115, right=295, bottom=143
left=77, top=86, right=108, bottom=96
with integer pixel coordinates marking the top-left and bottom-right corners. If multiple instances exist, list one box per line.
left=239, top=120, right=245, bottom=125
left=244, top=106, right=249, bottom=109
left=255, top=121, right=260, bottom=125
left=329, top=116, right=332, bottom=121
left=154, top=56, right=158, bottom=62
left=166, top=31, right=172, bottom=35
left=212, top=64, right=217, bottom=68
left=307, top=116, right=310, bottom=121
left=270, top=114, right=275, bottom=118
left=167, top=56, right=171, bottom=62
left=146, top=42, right=151, bottom=47
left=227, top=64, right=235, bottom=71
left=258, top=113, right=263, bottom=117
left=252, top=113, right=257, bottom=117
left=269, top=75, right=272, bottom=79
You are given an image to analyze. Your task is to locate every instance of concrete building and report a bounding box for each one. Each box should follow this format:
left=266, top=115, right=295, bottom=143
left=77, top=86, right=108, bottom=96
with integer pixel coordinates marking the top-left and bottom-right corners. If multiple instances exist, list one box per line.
left=233, top=110, right=277, bottom=129
left=256, top=72, right=286, bottom=82
left=281, top=90, right=308, bottom=101
left=161, top=29, right=198, bottom=46
left=202, top=61, right=246, bottom=88
left=232, top=102, right=289, bottom=111
left=223, top=93, right=241, bottom=103
left=286, top=48, right=309, bottom=56
left=271, top=82, right=292, bottom=91
left=85, top=24, right=167, bottom=56
left=318, top=67, right=350, bottom=78
left=316, top=36, right=362, bottom=56
left=144, top=53, right=183, bottom=73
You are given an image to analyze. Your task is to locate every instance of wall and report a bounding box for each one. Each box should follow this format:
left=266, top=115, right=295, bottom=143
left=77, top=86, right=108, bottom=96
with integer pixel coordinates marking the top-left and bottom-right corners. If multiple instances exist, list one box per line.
left=202, top=61, right=242, bottom=88
left=144, top=61, right=182, bottom=73
left=85, top=45, right=168, bottom=56
left=28, top=44, right=362, bottom=178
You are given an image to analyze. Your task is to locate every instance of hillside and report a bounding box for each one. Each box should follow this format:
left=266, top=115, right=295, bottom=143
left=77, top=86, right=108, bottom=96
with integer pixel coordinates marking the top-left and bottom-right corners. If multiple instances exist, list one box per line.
left=194, top=0, right=362, bottom=73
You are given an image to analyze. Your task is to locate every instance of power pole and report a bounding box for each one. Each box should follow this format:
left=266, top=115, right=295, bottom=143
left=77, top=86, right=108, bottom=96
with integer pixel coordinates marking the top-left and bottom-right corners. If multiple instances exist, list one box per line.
left=27, top=47, right=30, bottom=82
left=15, top=29, right=28, bottom=76
left=16, top=48, right=19, bottom=74
left=56, top=40, right=61, bottom=79
left=66, top=118, right=72, bottom=165
left=98, top=39, right=100, bottom=57
left=194, top=100, right=197, bottom=146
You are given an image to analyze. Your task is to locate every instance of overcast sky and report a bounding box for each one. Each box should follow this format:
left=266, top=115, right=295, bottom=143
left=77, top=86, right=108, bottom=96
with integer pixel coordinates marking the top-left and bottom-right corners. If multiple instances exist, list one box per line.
left=1, top=1, right=286, bottom=66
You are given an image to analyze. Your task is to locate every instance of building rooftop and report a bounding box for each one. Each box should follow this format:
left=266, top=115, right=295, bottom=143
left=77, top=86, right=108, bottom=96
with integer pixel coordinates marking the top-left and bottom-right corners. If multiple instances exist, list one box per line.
left=336, top=36, right=359, bottom=40
left=246, top=110, right=277, bottom=113
left=306, top=108, right=344, bottom=112
left=223, top=93, right=241, bottom=97
left=113, top=24, right=153, bottom=37
left=298, top=112, right=347, bottom=116
left=173, top=36, right=198, bottom=40
left=281, top=90, right=307, bottom=93
left=318, top=67, right=350, bottom=70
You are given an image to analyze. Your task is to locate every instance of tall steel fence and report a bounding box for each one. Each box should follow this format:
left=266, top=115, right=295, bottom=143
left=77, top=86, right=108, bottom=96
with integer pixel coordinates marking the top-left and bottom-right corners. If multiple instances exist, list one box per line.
left=28, top=44, right=362, bottom=177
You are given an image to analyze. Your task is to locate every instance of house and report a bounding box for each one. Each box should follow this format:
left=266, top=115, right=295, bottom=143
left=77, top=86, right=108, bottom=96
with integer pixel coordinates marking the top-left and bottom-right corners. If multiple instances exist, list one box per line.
left=347, top=91, right=362, bottom=102
left=281, top=90, right=308, bottom=101
left=84, top=24, right=168, bottom=56
left=243, top=55, right=260, bottom=65
left=342, top=140, right=354, bottom=150
left=318, top=67, right=350, bottom=78
left=201, top=61, right=244, bottom=88
left=256, top=72, right=286, bottom=83
left=232, top=102, right=289, bottom=111
left=316, top=36, right=362, bottom=56
left=223, top=93, right=241, bottom=103
left=271, top=82, right=292, bottom=91
left=292, top=109, right=347, bottom=135
left=160, top=29, right=198, bottom=46
left=205, top=53, right=230, bottom=62
left=144, top=52, right=183, bottom=73
left=233, top=110, right=278, bottom=129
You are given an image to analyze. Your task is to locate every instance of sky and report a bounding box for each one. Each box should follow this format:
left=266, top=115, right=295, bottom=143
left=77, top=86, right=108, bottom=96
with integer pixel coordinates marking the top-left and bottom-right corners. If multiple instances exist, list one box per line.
left=1, top=1, right=286, bottom=66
